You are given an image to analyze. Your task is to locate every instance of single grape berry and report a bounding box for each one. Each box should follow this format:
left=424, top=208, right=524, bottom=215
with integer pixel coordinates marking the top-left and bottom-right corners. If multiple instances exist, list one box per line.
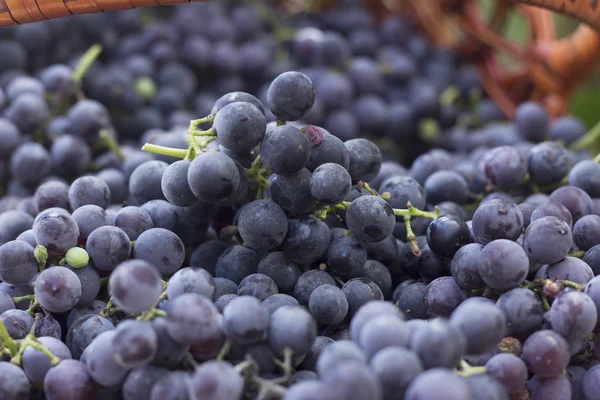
left=345, top=195, right=395, bottom=243
left=267, top=71, right=315, bottom=121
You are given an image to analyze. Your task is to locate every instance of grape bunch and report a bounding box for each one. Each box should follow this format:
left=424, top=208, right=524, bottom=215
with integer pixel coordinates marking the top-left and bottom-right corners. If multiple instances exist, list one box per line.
left=1, top=1, right=600, bottom=399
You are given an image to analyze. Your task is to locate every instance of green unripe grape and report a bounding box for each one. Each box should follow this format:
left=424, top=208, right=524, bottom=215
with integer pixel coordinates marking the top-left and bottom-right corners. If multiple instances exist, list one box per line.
left=134, top=77, right=157, bottom=102
left=65, top=247, right=89, bottom=269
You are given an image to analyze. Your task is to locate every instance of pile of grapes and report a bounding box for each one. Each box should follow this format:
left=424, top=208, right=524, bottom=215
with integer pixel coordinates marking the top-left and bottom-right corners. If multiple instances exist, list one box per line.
left=1, top=1, right=600, bottom=399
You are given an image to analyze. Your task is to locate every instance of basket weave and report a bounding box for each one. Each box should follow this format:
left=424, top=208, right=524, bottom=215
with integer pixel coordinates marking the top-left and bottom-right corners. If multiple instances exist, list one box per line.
left=0, top=0, right=202, bottom=26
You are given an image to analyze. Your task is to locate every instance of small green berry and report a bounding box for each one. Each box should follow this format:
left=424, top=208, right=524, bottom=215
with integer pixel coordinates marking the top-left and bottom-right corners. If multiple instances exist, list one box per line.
left=65, top=247, right=89, bottom=269
left=134, top=77, right=157, bottom=101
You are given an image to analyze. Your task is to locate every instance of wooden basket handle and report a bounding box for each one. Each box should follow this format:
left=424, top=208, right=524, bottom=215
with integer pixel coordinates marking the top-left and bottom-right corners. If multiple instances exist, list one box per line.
left=506, top=0, right=600, bottom=32
left=0, top=0, right=205, bottom=26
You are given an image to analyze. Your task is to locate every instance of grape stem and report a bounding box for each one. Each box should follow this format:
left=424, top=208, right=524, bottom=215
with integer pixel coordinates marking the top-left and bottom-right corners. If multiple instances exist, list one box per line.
left=141, top=143, right=188, bottom=159
left=456, top=360, right=485, bottom=377
left=99, top=297, right=115, bottom=318
left=99, top=129, right=125, bottom=161
left=567, top=250, right=585, bottom=258
left=405, top=215, right=422, bottom=257
left=216, top=340, right=232, bottom=361
left=12, top=295, right=35, bottom=305
left=26, top=299, right=40, bottom=316
left=246, top=155, right=270, bottom=188
left=11, top=334, right=61, bottom=366
left=570, top=119, right=600, bottom=152
left=0, top=319, right=17, bottom=356
left=34, top=245, right=48, bottom=272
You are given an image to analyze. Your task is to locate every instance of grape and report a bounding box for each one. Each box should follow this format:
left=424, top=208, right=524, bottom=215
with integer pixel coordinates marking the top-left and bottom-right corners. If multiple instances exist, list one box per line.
left=188, top=152, right=240, bottom=203
left=0, top=291, right=14, bottom=314
left=237, top=200, right=288, bottom=251
left=268, top=305, right=317, bottom=355
left=112, top=319, right=158, bottom=368
left=379, top=175, right=426, bottom=210
left=10, top=142, right=51, bottom=187
left=96, top=168, right=127, bottom=204
left=0, top=361, right=32, bottom=399
left=405, top=368, right=474, bottom=400
left=478, top=239, right=529, bottom=290
left=85, top=330, right=130, bottom=386
left=114, top=206, right=154, bottom=241
left=424, top=170, right=470, bottom=205
left=66, top=264, right=100, bottom=307
left=322, top=361, right=382, bottom=400
left=450, top=298, right=507, bottom=354
left=529, top=374, right=572, bottom=400
left=527, top=142, right=573, bottom=186
left=167, top=267, right=215, bottom=300
left=522, top=330, right=570, bottom=377
left=472, top=199, right=524, bottom=244
left=497, top=288, right=544, bottom=338
left=410, top=318, right=465, bottom=369
left=451, top=243, right=485, bottom=290
left=161, top=160, right=197, bottom=207
left=213, top=102, right=266, bottom=153
left=345, top=195, right=394, bottom=243
left=34, top=266, right=82, bottom=313
left=0, top=309, right=33, bottom=339
left=44, top=359, right=97, bottom=400
left=269, top=169, right=318, bottom=216
left=150, top=371, right=191, bottom=400
left=0, top=240, right=38, bottom=284
left=309, top=284, right=348, bottom=326
left=356, top=259, right=392, bottom=295
left=150, top=317, right=190, bottom=369
left=293, top=269, right=336, bottom=306
left=426, top=215, right=471, bottom=258
left=50, top=135, right=91, bottom=180
left=223, top=295, right=269, bottom=345
left=523, top=216, right=572, bottom=264
left=514, top=101, right=549, bottom=142
left=262, top=293, right=300, bottom=314
left=71, top=205, right=111, bottom=244
left=543, top=256, right=594, bottom=284
left=548, top=186, right=593, bottom=222
left=215, top=245, right=260, bottom=284
left=483, top=146, right=527, bottom=191
left=530, top=201, right=573, bottom=228
left=187, top=361, right=244, bottom=400
left=485, top=353, right=528, bottom=394
left=167, top=293, right=221, bottom=346
left=283, top=214, right=330, bottom=264
left=65, top=247, right=89, bottom=269
left=189, top=240, right=231, bottom=276
left=0, top=210, right=34, bottom=246
left=267, top=71, right=315, bottom=121
left=573, top=214, right=600, bottom=251
left=211, top=91, right=265, bottom=116
left=86, top=226, right=131, bottom=271
left=370, top=347, right=422, bottom=400
left=237, top=273, right=278, bottom=301
left=465, top=374, right=509, bottom=400
left=424, top=276, right=466, bottom=317
left=548, top=291, right=597, bottom=347
left=260, top=125, right=312, bottom=174
left=22, top=336, right=71, bottom=385
left=33, top=181, right=70, bottom=211
left=33, top=209, right=79, bottom=256
left=68, top=176, right=111, bottom=210
left=357, top=314, right=408, bottom=359
left=344, top=138, right=382, bottom=183
left=550, top=115, right=586, bottom=145
left=257, top=252, right=301, bottom=293
left=108, top=259, right=163, bottom=314
left=325, top=235, right=367, bottom=278
left=342, top=278, right=384, bottom=317
left=133, top=228, right=185, bottom=277
left=65, top=314, right=115, bottom=359
left=569, top=160, right=600, bottom=197
left=398, top=282, right=428, bottom=319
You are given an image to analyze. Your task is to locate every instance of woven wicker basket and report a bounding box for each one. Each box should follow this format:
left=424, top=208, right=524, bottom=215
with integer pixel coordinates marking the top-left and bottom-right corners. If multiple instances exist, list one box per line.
left=0, top=0, right=203, bottom=26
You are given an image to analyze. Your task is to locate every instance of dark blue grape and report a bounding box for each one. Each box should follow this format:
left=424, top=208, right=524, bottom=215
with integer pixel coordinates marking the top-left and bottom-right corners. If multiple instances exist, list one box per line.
left=267, top=71, right=315, bottom=121
left=214, top=102, right=266, bottom=153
